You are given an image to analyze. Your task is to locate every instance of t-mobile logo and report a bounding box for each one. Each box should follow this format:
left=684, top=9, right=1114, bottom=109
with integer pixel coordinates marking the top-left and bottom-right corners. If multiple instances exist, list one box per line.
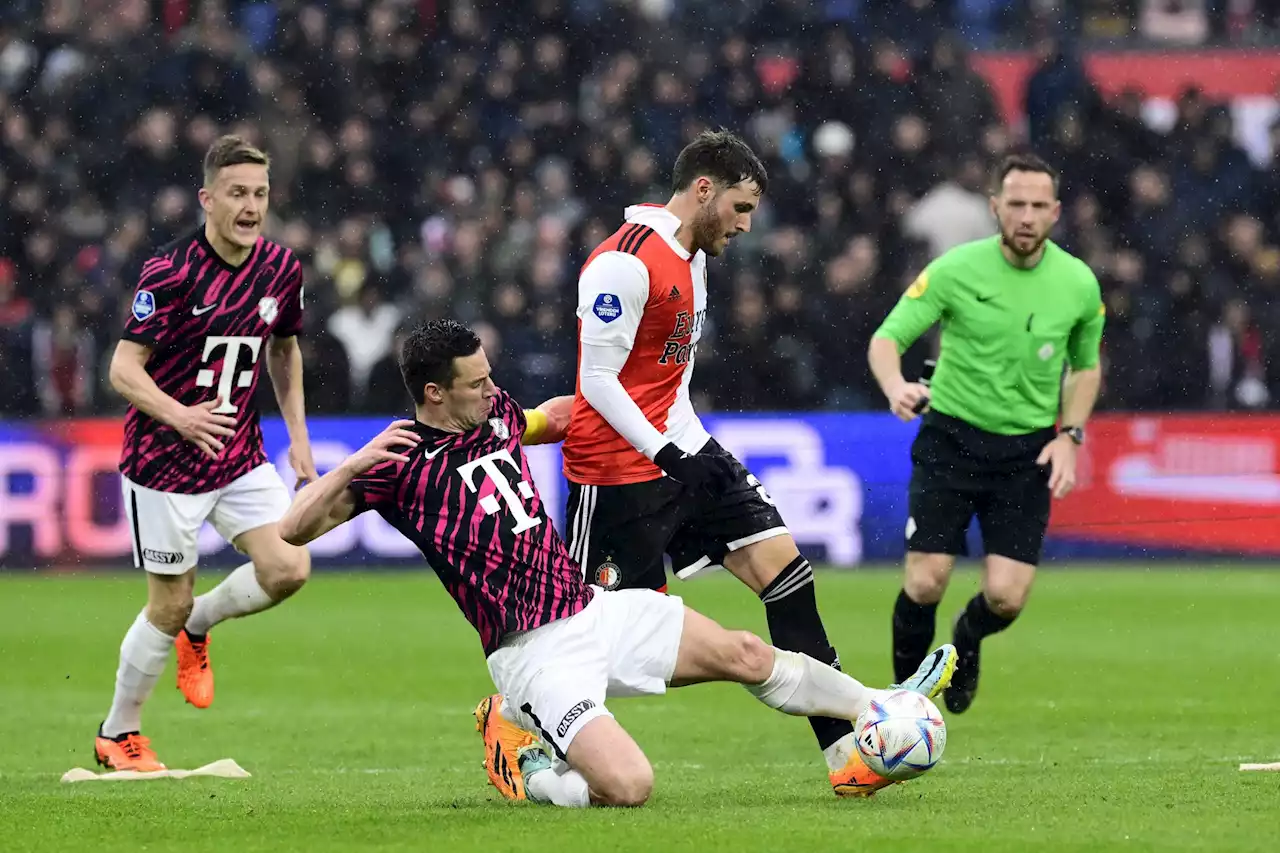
left=457, top=449, right=542, bottom=535
left=196, top=336, right=263, bottom=415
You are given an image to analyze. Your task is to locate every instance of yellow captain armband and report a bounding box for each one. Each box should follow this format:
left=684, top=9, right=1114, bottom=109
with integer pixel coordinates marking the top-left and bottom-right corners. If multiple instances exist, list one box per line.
left=523, top=409, right=548, bottom=444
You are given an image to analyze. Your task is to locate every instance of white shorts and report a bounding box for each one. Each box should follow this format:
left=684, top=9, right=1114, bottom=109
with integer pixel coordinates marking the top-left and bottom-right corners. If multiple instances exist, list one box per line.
left=121, top=463, right=292, bottom=575
left=486, top=587, right=686, bottom=759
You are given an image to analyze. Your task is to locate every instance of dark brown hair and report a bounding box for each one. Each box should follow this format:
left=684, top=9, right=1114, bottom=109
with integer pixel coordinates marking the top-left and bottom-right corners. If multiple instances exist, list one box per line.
left=671, top=129, right=768, bottom=195
left=994, top=152, right=1059, bottom=196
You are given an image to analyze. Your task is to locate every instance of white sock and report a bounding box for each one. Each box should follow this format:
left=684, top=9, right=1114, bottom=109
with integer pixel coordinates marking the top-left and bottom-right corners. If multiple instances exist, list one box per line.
left=525, top=765, right=591, bottom=808
left=744, top=649, right=876, bottom=721
left=101, top=611, right=175, bottom=738
left=185, top=562, right=274, bottom=636
left=822, top=732, right=859, bottom=772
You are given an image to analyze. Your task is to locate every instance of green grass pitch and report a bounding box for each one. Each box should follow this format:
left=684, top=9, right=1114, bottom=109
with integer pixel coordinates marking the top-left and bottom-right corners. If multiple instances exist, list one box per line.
left=1, top=566, right=1277, bottom=852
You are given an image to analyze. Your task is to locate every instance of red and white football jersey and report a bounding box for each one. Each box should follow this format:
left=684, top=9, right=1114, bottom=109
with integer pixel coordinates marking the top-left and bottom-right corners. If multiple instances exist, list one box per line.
left=563, top=204, right=712, bottom=486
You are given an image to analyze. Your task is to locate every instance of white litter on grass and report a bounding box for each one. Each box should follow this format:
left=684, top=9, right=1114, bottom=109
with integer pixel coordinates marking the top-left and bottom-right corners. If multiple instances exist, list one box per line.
left=1239, top=762, right=1280, bottom=772
left=61, top=758, right=250, bottom=783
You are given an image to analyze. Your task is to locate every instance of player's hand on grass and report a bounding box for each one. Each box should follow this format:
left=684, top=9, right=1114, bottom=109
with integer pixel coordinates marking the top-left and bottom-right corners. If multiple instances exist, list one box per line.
left=887, top=381, right=931, bottom=422
left=1037, top=435, right=1078, bottom=499
left=289, top=441, right=320, bottom=490
left=174, top=398, right=238, bottom=459
left=343, top=420, right=422, bottom=475
left=654, top=443, right=736, bottom=495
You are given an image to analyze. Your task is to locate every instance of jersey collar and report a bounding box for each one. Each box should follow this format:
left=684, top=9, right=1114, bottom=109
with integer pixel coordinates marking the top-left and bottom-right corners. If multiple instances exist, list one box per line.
left=624, top=203, right=693, bottom=261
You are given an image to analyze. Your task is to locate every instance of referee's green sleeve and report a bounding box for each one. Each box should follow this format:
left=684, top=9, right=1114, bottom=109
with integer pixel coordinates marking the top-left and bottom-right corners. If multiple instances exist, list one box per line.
left=872, top=269, right=945, bottom=353
left=1067, top=297, right=1106, bottom=370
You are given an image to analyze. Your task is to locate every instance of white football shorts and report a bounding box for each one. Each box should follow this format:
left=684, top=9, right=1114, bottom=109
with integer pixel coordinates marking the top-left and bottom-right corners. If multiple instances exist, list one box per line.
left=121, top=463, right=292, bottom=575
left=486, top=587, right=686, bottom=758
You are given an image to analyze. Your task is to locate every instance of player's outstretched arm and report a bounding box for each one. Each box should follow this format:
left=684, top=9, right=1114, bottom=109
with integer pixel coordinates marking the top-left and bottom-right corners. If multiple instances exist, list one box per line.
left=280, top=420, right=421, bottom=545
left=109, top=340, right=237, bottom=459
left=522, top=395, right=573, bottom=446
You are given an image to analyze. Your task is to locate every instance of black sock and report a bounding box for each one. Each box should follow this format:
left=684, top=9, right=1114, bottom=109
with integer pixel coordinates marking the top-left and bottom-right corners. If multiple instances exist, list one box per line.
left=892, top=589, right=939, bottom=683
left=760, top=555, right=853, bottom=751
left=954, top=593, right=1016, bottom=646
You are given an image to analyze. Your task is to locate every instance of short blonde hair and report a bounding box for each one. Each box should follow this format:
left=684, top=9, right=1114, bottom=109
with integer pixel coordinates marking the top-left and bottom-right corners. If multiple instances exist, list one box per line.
left=203, top=134, right=270, bottom=186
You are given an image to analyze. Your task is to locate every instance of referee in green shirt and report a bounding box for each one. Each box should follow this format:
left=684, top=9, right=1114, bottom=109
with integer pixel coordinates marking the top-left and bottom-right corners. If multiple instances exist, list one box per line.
left=868, top=153, right=1104, bottom=715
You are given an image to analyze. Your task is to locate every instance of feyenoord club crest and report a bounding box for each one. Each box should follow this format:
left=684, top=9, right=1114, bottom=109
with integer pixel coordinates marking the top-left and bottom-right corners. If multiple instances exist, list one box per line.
left=257, top=296, right=279, bottom=325
left=594, top=561, right=621, bottom=590
left=488, top=418, right=510, bottom=440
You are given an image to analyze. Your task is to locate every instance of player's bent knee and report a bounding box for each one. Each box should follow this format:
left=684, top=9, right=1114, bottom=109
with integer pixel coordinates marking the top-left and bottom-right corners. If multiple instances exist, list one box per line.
left=591, top=757, right=654, bottom=807
left=983, top=556, right=1035, bottom=616
left=727, top=631, right=775, bottom=684
left=255, top=543, right=311, bottom=598
left=565, top=716, right=653, bottom=807
left=904, top=553, right=953, bottom=603
left=985, top=585, right=1029, bottom=617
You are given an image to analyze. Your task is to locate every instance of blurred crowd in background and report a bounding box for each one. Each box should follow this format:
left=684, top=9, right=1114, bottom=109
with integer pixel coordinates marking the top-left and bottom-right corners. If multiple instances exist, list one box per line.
left=1, top=0, right=1280, bottom=418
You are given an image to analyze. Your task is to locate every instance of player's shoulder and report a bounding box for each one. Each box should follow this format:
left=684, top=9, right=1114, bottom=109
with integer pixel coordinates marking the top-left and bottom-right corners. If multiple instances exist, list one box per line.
left=1045, top=241, right=1099, bottom=287
left=136, top=229, right=201, bottom=287
left=934, top=236, right=1000, bottom=268
left=580, top=245, right=650, bottom=288
left=146, top=227, right=202, bottom=268
left=492, top=387, right=519, bottom=417
left=253, top=237, right=304, bottom=278
left=154, top=226, right=202, bottom=259
left=257, top=235, right=301, bottom=266
left=917, top=237, right=993, bottom=293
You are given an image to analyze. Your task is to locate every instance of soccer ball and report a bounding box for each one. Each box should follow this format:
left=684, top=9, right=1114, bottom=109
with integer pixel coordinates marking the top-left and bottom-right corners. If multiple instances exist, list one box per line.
left=854, top=689, right=947, bottom=781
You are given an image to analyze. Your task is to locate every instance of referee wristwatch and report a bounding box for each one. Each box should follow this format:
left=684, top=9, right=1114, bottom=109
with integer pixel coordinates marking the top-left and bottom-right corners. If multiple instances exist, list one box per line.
left=1058, top=425, right=1085, bottom=445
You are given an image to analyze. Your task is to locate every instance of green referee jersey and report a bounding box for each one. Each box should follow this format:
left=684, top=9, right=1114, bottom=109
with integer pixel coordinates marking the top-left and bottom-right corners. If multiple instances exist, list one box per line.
left=873, top=235, right=1105, bottom=436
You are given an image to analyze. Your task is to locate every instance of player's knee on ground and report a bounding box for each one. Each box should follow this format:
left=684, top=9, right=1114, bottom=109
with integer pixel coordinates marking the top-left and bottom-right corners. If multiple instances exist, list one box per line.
left=904, top=552, right=953, bottom=604
left=588, top=753, right=654, bottom=807
left=565, top=717, right=654, bottom=807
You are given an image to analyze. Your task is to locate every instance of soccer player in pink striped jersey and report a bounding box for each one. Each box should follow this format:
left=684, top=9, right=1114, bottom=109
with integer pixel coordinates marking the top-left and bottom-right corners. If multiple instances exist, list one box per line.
left=94, top=135, right=318, bottom=772
left=280, top=319, right=955, bottom=807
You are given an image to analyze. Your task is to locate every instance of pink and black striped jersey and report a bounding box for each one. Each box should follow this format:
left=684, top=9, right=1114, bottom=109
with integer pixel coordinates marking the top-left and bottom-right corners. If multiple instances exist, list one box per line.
left=348, top=390, right=593, bottom=656
left=120, top=228, right=304, bottom=494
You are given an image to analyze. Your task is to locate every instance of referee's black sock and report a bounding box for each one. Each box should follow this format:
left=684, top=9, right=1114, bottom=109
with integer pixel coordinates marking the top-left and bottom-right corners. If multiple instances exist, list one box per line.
left=759, top=555, right=853, bottom=752
left=954, top=593, right=1016, bottom=645
left=892, top=589, right=939, bottom=683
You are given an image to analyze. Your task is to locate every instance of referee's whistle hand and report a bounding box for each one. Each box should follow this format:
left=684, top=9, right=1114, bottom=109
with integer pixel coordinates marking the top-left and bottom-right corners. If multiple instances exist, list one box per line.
left=887, top=382, right=931, bottom=422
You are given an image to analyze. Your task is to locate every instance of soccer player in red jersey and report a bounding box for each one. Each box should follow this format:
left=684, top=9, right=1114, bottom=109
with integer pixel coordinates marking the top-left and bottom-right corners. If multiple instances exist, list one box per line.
left=477, top=129, right=903, bottom=796
left=279, top=319, right=955, bottom=807
left=94, top=136, right=318, bottom=772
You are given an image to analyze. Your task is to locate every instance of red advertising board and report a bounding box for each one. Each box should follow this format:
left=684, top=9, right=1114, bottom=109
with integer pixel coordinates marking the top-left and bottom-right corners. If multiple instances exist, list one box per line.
left=1051, top=414, right=1280, bottom=554
left=971, top=49, right=1280, bottom=125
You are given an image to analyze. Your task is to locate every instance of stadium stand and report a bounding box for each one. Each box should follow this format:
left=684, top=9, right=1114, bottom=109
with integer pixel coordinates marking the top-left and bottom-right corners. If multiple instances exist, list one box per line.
left=0, top=0, right=1278, bottom=418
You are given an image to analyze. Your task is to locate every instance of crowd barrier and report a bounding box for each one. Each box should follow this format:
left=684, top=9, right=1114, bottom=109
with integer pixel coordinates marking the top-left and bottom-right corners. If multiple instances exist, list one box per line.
left=2, top=413, right=1277, bottom=569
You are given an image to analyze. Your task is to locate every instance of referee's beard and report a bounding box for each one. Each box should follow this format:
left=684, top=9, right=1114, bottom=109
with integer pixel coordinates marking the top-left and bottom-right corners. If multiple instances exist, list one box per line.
left=1000, top=230, right=1047, bottom=260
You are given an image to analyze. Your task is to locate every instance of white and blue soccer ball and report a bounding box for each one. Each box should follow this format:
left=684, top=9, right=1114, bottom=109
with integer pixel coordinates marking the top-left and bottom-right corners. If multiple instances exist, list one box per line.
left=854, top=688, right=947, bottom=781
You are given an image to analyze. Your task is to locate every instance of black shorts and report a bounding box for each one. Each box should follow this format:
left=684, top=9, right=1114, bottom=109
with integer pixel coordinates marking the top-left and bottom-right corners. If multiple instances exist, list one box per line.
left=565, top=439, right=789, bottom=591
left=907, top=412, right=1056, bottom=566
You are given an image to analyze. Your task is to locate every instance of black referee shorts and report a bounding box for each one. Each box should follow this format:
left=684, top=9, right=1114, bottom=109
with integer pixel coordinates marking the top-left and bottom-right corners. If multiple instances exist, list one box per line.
left=906, top=412, right=1056, bottom=566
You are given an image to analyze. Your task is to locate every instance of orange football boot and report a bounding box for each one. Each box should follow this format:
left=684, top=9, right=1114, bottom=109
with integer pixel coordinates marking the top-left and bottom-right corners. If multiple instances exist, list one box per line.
left=175, top=629, right=214, bottom=709
left=95, top=730, right=166, bottom=772
left=830, top=750, right=897, bottom=798
left=474, top=694, right=538, bottom=800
